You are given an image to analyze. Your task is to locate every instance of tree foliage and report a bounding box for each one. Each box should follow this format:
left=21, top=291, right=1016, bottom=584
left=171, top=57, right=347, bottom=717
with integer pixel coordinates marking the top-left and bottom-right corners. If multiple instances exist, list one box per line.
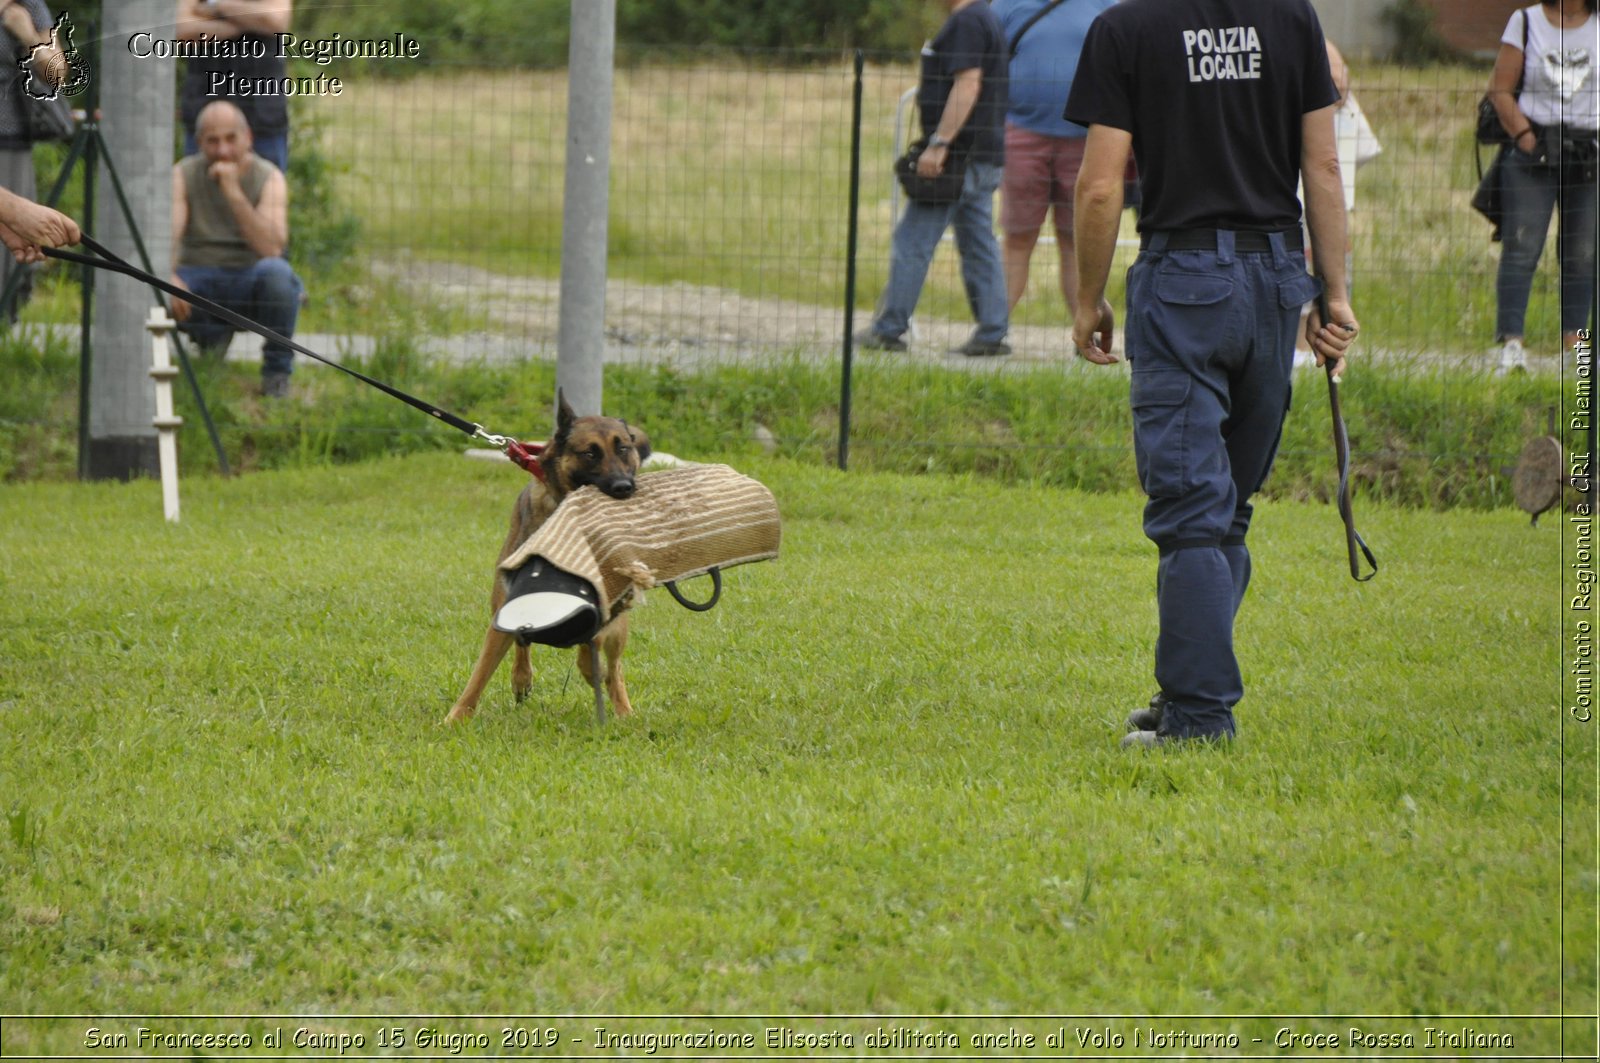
left=293, top=0, right=933, bottom=67
left=51, top=1, right=935, bottom=70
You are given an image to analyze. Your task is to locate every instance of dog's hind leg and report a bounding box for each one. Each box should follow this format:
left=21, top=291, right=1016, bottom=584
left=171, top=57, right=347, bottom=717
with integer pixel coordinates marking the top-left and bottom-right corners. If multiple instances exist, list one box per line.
left=512, top=644, right=533, bottom=702
left=446, top=627, right=515, bottom=723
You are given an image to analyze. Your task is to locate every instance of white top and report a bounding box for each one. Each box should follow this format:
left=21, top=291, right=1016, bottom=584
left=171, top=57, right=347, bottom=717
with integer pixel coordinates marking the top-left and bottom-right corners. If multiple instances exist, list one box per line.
left=1503, top=5, right=1600, bottom=132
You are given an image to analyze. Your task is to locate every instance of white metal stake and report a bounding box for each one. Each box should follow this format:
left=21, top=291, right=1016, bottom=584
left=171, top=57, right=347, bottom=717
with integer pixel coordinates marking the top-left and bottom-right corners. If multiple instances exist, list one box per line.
left=146, top=307, right=182, bottom=522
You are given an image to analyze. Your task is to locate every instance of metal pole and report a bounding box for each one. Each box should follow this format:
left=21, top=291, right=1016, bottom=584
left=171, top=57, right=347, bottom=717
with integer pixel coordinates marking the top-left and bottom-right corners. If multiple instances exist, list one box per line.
left=87, top=0, right=172, bottom=481
left=555, top=0, right=615, bottom=419
left=839, top=50, right=865, bottom=472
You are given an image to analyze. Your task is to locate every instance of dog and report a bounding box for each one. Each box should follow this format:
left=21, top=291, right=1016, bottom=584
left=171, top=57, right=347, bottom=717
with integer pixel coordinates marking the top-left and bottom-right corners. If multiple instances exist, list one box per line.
left=446, top=392, right=651, bottom=723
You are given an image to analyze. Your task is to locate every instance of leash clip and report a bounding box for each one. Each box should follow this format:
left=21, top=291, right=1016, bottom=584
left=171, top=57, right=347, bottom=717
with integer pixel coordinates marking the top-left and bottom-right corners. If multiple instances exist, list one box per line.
left=472, top=425, right=510, bottom=448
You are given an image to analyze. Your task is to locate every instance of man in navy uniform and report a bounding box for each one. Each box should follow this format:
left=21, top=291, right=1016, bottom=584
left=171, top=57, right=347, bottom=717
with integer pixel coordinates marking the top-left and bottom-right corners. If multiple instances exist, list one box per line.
left=1065, top=0, right=1360, bottom=747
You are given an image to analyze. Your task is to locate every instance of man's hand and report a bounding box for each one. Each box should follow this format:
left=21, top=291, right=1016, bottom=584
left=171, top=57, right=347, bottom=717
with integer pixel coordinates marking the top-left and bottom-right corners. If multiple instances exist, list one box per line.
left=1306, top=297, right=1358, bottom=379
left=1072, top=297, right=1118, bottom=364
left=0, top=192, right=80, bottom=263
left=917, top=142, right=948, bottom=178
left=208, top=159, right=242, bottom=188
left=169, top=274, right=193, bottom=323
left=0, top=222, right=36, bottom=264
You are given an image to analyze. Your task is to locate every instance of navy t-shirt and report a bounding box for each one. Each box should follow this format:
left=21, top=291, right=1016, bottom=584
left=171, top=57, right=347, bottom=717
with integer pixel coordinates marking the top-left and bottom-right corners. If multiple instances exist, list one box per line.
left=1063, top=0, right=1337, bottom=232
left=182, top=36, right=290, bottom=138
left=919, top=1, right=1009, bottom=164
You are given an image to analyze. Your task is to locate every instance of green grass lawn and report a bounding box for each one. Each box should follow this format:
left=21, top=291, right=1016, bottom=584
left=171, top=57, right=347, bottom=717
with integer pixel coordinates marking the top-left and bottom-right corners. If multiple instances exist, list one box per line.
left=0, top=452, right=1587, bottom=1046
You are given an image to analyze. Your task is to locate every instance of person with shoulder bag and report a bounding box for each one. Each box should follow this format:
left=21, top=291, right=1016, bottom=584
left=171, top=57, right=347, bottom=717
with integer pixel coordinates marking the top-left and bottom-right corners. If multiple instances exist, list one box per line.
left=858, top=0, right=1011, bottom=357
left=1485, top=0, right=1599, bottom=374
left=992, top=0, right=1117, bottom=321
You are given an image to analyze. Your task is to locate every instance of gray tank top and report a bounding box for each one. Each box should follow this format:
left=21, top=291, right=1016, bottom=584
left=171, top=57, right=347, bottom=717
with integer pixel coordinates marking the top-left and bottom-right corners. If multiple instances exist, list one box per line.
left=178, top=154, right=275, bottom=270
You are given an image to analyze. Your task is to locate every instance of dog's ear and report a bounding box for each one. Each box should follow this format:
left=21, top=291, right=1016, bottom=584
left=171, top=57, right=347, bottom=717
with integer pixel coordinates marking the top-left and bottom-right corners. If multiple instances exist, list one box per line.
left=553, top=389, right=576, bottom=446
left=626, top=423, right=652, bottom=462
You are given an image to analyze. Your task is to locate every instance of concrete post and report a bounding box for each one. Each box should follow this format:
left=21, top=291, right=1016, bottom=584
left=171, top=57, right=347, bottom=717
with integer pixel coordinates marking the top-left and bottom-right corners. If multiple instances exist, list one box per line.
left=86, top=0, right=172, bottom=480
left=555, top=0, right=615, bottom=418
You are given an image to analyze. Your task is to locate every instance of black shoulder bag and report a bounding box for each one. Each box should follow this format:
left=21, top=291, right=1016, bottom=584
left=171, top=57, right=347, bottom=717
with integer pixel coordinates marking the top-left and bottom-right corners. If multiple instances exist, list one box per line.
left=1476, top=7, right=1528, bottom=144
left=1470, top=8, right=1531, bottom=238
left=895, top=0, right=1070, bottom=206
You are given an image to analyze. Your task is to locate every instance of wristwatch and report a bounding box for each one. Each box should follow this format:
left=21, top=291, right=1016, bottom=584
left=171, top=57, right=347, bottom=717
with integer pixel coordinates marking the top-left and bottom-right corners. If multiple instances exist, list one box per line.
left=928, top=134, right=951, bottom=148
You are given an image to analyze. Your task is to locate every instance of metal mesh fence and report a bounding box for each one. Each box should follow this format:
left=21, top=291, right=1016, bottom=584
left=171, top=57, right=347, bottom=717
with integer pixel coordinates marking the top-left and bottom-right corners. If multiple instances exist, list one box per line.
left=12, top=48, right=1580, bottom=492
left=295, top=53, right=1571, bottom=367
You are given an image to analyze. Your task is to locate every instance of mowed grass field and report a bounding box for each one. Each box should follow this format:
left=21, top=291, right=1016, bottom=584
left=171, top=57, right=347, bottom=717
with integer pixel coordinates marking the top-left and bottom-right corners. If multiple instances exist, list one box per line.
left=0, top=452, right=1586, bottom=1041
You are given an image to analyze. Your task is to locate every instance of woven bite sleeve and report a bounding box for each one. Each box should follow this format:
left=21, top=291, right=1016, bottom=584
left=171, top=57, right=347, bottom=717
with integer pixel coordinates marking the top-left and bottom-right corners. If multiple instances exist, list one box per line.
left=499, top=463, right=781, bottom=624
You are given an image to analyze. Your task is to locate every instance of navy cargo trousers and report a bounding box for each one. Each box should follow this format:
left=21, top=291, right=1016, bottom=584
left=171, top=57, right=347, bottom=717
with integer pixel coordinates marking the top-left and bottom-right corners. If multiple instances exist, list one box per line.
left=1124, top=230, right=1320, bottom=739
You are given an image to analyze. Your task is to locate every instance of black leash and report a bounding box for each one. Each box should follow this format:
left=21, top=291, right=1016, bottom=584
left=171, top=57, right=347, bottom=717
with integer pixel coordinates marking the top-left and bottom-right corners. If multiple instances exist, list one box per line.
left=49, top=234, right=734, bottom=619
left=42, top=234, right=515, bottom=449
left=1316, top=288, right=1377, bottom=582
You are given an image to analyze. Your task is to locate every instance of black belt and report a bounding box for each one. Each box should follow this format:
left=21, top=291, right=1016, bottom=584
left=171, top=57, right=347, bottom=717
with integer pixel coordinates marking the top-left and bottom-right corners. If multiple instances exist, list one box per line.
left=1141, top=229, right=1303, bottom=252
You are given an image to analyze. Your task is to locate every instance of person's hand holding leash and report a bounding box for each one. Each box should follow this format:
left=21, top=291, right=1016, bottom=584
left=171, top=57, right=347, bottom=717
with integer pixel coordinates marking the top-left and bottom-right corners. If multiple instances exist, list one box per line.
left=1072, top=296, right=1118, bottom=364
left=1306, top=296, right=1358, bottom=379
left=0, top=188, right=81, bottom=264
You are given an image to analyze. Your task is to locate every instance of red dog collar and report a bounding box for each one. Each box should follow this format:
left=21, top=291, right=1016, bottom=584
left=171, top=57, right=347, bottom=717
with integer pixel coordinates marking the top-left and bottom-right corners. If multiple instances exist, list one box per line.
left=503, top=439, right=547, bottom=483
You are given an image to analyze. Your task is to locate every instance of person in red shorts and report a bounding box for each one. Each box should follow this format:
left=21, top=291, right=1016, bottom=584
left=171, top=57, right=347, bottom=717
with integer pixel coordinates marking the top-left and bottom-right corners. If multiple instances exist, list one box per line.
left=993, top=0, right=1117, bottom=318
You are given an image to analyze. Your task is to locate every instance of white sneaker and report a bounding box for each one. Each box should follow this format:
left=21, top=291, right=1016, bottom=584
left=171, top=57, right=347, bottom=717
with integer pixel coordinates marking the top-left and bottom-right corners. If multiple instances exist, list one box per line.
left=1495, top=338, right=1526, bottom=376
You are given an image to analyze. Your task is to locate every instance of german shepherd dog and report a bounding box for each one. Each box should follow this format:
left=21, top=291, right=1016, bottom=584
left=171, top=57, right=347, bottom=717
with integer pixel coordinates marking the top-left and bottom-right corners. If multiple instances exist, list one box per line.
left=446, top=393, right=651, bottom=723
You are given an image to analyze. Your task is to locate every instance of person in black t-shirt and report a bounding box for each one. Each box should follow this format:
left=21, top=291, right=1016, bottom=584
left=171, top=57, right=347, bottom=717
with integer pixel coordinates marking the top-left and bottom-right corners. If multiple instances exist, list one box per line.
left=176, top=0, right=293, bottom=173
left=1064, top=0, right=1360, bottom=748
left=859, top=0, right=1011, bottom=357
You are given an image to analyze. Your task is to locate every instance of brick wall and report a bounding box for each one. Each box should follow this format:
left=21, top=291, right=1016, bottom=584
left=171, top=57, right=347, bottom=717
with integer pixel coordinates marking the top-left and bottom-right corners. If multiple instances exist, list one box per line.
left=1421, top=0, right=1523, bottom=56
left=1308, top=0, right=1523, bottom=60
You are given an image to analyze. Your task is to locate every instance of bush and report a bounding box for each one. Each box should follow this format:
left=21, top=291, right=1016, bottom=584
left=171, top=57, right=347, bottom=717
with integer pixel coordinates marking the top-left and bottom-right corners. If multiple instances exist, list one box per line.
left=295, top=0, right=931, bottom=69
left=286, top=95, right=361, bottom=276
left=0, top=319, right=1568, bottom=512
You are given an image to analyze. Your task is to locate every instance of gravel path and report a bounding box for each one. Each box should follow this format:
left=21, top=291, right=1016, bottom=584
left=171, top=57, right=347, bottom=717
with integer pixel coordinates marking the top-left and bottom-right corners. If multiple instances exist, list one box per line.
left=98, top=257, right=1546, bottom=377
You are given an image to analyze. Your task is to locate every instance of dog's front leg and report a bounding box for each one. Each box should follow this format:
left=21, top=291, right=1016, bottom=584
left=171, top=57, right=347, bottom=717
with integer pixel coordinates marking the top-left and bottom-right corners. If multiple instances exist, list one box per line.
left=446, top=626, right=515, bottom=722
left=601, top=618, right=632, bottom=717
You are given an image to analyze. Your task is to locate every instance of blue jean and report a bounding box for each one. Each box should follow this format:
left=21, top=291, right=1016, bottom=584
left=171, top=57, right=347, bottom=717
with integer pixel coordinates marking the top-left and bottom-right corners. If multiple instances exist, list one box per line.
left=872, top=160, right=1008, bottom=345
left=184, top=130, right=288, bottom=174
left=1496, top=147, right=1598, bottom=338
left=177, top=258, right=304, bottom=376
left=1124, top=231, right=1319, bottom=739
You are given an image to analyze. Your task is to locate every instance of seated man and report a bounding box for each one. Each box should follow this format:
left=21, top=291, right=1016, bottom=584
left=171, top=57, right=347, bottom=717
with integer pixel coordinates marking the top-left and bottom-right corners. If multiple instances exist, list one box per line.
left=171, top=100, right=303, bottom=398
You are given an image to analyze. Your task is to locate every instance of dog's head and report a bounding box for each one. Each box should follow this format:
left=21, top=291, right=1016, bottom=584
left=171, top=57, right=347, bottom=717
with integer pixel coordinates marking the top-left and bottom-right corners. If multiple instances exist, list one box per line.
left=541, top=390, right=651, bottom=502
